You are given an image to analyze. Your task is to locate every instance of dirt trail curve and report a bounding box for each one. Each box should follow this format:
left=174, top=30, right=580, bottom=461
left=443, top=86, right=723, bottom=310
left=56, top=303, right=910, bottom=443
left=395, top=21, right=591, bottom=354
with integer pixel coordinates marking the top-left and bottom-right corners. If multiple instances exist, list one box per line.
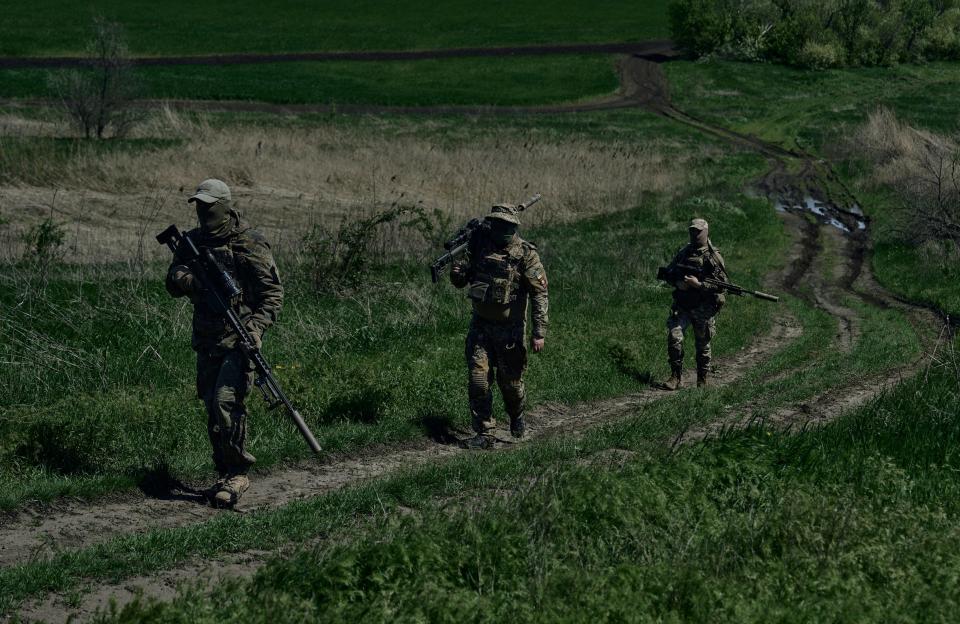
left=5, top=45, right=952, bottom=624
left=0, top=40, right=682, bottom=69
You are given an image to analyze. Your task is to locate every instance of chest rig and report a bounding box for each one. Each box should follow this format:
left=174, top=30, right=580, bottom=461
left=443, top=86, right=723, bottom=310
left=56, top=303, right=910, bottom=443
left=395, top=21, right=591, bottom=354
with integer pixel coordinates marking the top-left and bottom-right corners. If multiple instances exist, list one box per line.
left=467, top=241, right=524, bottom=306
left=685, top=247, right=710, bottom=272
left=192, top=235, right=246, bottom=324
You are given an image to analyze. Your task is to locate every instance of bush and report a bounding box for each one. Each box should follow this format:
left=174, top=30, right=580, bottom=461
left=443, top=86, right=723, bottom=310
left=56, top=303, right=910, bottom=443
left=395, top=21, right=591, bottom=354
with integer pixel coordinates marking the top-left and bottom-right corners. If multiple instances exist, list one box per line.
left=669, top=0, right=960, bottom=68
left=49, top=17, right=142, bottom=139
left=301, top=203, right=425, bottom=293
left=796, top=40, right=844, bottom=69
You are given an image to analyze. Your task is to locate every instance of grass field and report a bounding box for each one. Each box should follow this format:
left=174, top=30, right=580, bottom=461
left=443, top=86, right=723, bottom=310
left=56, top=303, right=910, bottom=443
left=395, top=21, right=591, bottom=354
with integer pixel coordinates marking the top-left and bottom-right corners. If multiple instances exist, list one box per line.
left=95, top=368, right=960, bottom=623
left=665, top=58, right=960, bottom=316
left=0, top=123, right=778, bottom=509
left=0, top=1, right=670, bottom=57
left=2, top=5, right=960, bottom=619
left=0, top=55, right=621, bottom=106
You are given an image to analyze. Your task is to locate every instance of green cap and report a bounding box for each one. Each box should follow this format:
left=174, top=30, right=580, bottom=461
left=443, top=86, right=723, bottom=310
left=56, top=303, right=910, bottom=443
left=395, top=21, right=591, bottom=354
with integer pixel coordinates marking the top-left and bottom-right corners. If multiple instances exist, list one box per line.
left=488, top=203, right=520, bottom=225
left=188, top=178, right=231, bottom=204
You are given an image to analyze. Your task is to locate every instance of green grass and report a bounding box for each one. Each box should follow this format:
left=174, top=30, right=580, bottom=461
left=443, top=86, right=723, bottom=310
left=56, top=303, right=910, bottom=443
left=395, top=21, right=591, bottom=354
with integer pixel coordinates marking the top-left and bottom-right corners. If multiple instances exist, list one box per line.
left=97, top=363, right=960, bottom=624
left=665, top=57, right=960, bottom=319
left=0, top=1, right=670, bottom=57
left=0, top=144, right=786, bottom=510
left=0, top=253, right=927, bottom=615
left=665, top=60, right=960, bottom=151
left=0, top=55, right=619, bottom=106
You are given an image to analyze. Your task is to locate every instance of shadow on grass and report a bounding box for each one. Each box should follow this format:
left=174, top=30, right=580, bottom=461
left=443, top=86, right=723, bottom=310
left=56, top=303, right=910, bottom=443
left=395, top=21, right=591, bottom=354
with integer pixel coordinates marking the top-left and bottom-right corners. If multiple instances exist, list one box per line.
left=607, top=342, right=654, bottom=385
left=417, top=409, right=465, bottom=445
left=137, top=461, right=208, bottom=504
left=321, top=386, right=392, bottom=425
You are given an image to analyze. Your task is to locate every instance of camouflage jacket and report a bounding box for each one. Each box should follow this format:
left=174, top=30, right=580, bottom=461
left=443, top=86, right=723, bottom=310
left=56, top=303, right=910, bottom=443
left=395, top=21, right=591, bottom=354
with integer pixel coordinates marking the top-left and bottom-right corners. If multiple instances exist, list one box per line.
left=450, top=234, right=549, bottom=339
left=667, top=241, right=728, bottom=311
left=166, top=219, right=283, bottom=351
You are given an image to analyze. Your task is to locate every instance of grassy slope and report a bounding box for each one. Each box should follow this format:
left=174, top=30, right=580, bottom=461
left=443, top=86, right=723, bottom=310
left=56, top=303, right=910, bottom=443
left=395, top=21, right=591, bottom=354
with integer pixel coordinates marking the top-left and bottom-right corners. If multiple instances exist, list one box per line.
left=0, top=113, right=775, bottom=510
left=664, top=59, right=960, bottom=315
left=0, top=55, right=619, bottom=106
left=69, top=60, right=960, bottom=624
left=0, top=246, right=925, bottom=616
left=96, top=369, right=959, bottom=624
left=3, top=43, right=960, bottom=624
left=1, top=1, right=669, bottom=56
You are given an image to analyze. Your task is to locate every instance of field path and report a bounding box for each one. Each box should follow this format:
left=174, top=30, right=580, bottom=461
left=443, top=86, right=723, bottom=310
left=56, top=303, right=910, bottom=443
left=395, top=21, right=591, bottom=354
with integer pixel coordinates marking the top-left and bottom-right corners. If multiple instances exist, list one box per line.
left=0, top=40, right=682, bottom=69
left=4, top=43, right=953, bottom=624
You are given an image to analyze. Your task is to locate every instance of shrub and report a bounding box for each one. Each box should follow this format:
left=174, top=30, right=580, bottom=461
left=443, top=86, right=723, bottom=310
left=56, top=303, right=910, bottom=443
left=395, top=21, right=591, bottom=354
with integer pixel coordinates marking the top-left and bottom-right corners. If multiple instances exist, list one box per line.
left=796, top=40, right=844, bottom=68
left=49, top=17, right=142, bottom=139
left=301, top=203, right=425, bottom=293
left=670, top=0, right=960, bottom=68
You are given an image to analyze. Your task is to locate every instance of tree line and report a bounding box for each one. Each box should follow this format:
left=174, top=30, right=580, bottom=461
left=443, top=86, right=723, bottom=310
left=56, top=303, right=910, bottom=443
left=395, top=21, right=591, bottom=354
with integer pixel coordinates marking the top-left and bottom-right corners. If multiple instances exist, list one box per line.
left=670, top=0, right=960, bottom=68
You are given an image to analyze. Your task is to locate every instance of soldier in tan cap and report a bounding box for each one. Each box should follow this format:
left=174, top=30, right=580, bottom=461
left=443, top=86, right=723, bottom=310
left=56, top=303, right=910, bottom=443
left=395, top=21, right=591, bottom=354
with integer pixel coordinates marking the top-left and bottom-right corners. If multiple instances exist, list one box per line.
left=166, top=179, right=284, bottom=507
left=449, top=203, right=549, bottom=448
left=660, top=218, right=727, bottom=390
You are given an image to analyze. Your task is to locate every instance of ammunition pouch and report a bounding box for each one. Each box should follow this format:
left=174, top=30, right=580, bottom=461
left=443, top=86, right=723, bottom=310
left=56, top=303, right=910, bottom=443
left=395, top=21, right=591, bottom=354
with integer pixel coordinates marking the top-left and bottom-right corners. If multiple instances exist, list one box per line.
left=467, top=276, right=518, bottom=305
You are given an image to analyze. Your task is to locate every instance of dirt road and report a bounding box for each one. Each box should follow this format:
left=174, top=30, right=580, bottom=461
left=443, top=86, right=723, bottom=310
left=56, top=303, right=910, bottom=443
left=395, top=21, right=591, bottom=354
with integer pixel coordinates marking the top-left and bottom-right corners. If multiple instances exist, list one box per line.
left=3, top=42, right=952, bottom=624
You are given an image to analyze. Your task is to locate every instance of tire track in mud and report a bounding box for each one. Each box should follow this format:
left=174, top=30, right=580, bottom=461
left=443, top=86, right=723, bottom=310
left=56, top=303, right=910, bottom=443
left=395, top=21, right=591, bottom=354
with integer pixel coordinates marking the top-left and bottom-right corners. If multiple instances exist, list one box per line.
left=5, top=45, right=951, bottom=624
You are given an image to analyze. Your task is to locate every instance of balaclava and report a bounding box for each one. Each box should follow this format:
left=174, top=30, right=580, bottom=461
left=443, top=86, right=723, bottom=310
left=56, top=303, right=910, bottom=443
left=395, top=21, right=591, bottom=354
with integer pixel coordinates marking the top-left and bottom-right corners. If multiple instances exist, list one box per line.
left=196, top=199, right=234, bottom=239
left=689, top=218, right=709, bottom=248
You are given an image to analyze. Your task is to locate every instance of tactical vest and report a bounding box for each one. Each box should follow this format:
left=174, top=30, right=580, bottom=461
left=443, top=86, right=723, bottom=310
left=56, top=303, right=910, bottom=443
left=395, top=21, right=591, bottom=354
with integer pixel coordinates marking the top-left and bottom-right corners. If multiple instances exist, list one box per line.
left=191, top=234, right=250, bottom=338
left=674, top=245, right=726, bottom=310
left=466, top=242, right=524, bottom=306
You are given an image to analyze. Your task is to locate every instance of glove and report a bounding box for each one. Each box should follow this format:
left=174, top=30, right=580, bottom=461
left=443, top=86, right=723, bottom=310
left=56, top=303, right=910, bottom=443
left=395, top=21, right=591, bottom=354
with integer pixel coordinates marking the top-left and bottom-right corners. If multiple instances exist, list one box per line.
left=242, top=326, right=263, bottom=353
left=171, top=266, right=196, bottom=293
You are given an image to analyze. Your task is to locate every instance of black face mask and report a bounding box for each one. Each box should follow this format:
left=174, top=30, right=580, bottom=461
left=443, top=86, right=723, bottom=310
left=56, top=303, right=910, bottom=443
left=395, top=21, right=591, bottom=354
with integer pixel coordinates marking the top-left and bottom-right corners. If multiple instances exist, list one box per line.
left=195, top=200, right=231, bottom=238
left=489, top=222, right=518, bottom=248
left=689, top=227, right=708, bottom=248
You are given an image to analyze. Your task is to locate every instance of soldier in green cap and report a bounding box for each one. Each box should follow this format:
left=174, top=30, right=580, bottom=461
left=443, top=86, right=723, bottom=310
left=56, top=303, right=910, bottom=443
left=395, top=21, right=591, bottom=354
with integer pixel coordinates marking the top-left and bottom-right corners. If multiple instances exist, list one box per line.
left=660, top=218, right=727, bottom=390
left=165, top=179, right=284, bottom=507
left=449, top=203, right=549, bottom=448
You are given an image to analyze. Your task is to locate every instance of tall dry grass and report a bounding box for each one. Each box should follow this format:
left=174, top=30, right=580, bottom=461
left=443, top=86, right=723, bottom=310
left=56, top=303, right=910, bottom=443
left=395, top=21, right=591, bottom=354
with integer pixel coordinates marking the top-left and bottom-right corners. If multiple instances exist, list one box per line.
left=854, top=108, right=960, bottom=250
left=0, top=106, right=709, bottom=263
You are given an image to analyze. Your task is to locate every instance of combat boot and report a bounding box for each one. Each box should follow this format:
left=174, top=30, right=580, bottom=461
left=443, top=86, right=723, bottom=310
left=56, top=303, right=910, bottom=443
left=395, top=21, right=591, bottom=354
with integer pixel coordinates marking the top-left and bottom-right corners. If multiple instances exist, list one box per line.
left=510, top=413, right=526, bottom=439
left=697, top=369, right=709, bottom=388
left=212, top=474, right=250, bottom=508
left=660, top=366, right=683, bottom=391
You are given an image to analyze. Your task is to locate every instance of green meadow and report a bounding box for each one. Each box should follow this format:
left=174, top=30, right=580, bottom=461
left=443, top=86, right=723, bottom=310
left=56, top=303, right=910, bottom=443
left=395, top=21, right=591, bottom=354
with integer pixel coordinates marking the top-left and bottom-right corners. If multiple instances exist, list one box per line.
left=1, top=2, right=959, bottom=620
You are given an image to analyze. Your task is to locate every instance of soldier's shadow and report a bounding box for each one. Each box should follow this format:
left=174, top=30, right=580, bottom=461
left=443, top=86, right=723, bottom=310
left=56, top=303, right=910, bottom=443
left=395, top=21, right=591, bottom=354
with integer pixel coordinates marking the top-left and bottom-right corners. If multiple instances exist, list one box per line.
left=418, top=409, right=470, bottom=446
left=607, top=343, right=654, bottom=385
left=137, top=463, right=209, bottom=504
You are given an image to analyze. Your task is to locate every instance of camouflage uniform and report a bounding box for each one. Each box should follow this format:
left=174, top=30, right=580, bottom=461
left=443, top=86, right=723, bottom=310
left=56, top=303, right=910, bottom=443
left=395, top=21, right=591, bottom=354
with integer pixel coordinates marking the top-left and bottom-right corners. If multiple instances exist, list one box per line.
left=166, top=181, right=283, bottom=485
left=451, top=207, right=548, bottom=438
left=664, top=224, right=727, bottom=386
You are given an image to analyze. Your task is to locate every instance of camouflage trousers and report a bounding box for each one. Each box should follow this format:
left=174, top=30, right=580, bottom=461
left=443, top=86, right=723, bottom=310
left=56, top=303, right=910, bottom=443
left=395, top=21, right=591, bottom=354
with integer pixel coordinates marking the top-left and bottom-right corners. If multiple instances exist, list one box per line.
left=465, top=318, right=528, bottom=434
left=196, top=348, right=257, bottom=477
left=666, top=305, right=717, bottom=373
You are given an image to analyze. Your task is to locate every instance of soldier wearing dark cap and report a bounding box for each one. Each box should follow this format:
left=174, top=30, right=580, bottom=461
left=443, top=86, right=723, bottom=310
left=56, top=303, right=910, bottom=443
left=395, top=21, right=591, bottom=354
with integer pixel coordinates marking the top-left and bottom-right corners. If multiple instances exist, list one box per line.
left=661, top=218, right=727, bottom=390
left=450, top=203, right=549, bottom=448
left=165, top=179, right=283, bottom=506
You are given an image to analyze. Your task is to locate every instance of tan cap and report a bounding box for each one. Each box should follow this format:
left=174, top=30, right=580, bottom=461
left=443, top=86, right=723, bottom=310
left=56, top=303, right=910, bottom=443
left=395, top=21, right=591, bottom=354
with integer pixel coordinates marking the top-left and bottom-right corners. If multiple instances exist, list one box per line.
left=188, top=178, right=231, bottom=204
left=689, top=218, right=709, bottom=231
left=488, top=203, right=520, bottom=225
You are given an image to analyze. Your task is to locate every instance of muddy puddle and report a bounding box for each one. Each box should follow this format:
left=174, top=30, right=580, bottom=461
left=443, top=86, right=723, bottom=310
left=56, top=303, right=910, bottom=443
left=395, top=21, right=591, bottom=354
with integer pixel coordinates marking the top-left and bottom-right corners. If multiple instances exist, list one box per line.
left=775, top=195, right=866, bottom=233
